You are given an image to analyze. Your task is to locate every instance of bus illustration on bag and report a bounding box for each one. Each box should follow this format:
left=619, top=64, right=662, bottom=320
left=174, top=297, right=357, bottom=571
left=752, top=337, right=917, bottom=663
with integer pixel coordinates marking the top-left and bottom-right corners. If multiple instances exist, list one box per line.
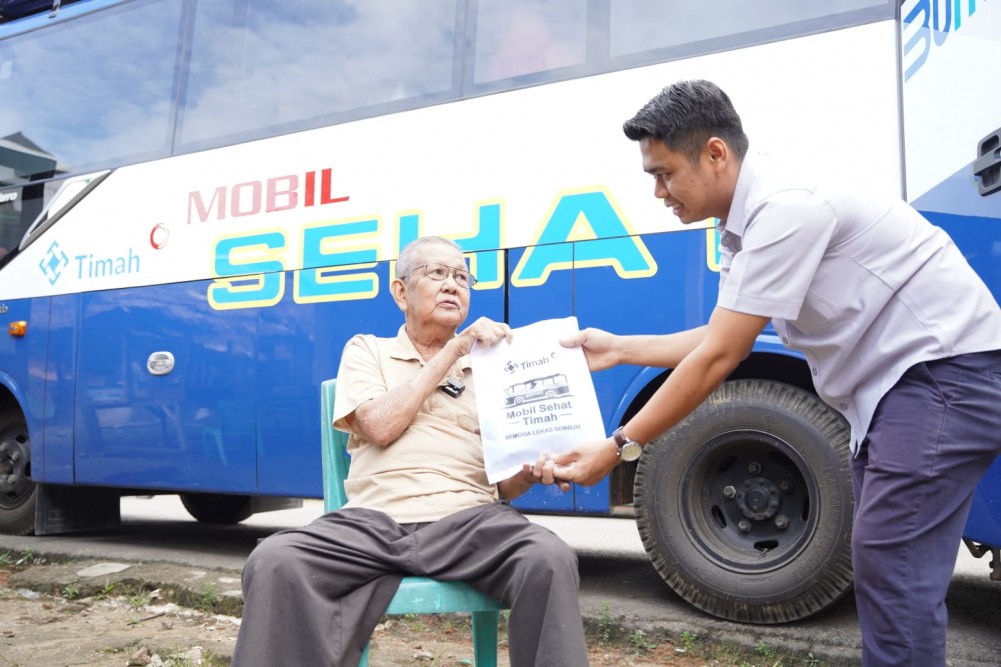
left=503, top=374, right=570, bottom=407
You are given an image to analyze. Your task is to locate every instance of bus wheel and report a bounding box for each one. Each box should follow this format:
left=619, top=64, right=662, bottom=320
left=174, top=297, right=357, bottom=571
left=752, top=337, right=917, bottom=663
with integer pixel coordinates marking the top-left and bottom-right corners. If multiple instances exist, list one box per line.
left=180, top=493, right=254, bottom=524
left=634, top=379, right=854, bottom=624
left=0, top=413, right=35, bottom=535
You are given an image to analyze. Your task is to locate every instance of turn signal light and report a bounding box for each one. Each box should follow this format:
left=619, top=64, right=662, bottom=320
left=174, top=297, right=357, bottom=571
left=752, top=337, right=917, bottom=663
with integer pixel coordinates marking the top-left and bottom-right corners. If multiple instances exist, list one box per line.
left=8, top=321, right=26, bottom=337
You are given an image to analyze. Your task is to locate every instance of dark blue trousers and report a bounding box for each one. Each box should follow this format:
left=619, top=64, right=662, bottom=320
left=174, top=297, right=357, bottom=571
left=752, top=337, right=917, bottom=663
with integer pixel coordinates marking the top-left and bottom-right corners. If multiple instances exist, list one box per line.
left=851, top=350, right=1001, bottom=667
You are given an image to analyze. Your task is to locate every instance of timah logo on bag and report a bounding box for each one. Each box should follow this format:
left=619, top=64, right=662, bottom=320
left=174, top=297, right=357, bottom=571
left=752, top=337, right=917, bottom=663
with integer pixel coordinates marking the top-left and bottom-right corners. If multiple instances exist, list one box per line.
left=504, top=353, right=556, bottom=374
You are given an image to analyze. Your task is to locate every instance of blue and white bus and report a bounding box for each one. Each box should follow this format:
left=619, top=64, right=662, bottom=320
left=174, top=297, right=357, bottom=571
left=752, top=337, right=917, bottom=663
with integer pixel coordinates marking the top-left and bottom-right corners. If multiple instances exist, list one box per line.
left=1, top=0, right=998, bottom=624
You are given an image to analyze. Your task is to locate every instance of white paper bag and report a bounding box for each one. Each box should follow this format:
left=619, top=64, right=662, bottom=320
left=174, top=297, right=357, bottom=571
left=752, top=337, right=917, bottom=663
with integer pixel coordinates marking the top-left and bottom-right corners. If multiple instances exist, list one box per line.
left=470, top=317, right=606, bottom=483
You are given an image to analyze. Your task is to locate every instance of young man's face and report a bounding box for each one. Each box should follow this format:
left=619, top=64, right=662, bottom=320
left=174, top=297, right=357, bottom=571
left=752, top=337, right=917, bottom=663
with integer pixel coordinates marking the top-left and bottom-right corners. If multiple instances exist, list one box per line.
left=639, top=137, right=733, bottom=224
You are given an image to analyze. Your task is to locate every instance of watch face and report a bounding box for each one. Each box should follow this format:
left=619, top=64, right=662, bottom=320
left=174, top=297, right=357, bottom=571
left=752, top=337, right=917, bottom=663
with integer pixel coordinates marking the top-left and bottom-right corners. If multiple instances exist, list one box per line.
left=620, top=442, right=642, bottom=462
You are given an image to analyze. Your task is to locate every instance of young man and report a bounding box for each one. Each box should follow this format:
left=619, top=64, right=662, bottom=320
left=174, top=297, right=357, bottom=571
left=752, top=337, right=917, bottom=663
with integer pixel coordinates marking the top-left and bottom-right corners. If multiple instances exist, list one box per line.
left=554, top=80, right=1001, bottom=666
left=234, top=236, right=588, bottom=667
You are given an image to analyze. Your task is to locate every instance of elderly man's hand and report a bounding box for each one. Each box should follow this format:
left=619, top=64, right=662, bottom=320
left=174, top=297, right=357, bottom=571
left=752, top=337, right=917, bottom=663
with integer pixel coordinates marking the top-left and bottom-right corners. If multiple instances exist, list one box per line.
left=498, top=452, right=571, bottom=499
left=454, top=317, right=512, bottom=356
left=524, top=451, right=571, bottom=492
left=551, top=438, right=621, bottom=487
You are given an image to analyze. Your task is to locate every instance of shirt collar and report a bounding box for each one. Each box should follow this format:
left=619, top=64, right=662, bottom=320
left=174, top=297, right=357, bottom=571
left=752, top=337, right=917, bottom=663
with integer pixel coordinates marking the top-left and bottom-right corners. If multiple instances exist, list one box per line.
left=386, top=325, right=422, bottom=362
left=386, top=324, right=471, bottom=371
left=721, top=152, right=758, bottom=238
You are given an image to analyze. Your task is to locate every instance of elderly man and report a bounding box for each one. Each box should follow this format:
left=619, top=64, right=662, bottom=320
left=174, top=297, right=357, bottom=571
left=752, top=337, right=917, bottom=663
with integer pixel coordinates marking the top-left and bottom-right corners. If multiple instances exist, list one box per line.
left=233, top=236, right=589, bottom=667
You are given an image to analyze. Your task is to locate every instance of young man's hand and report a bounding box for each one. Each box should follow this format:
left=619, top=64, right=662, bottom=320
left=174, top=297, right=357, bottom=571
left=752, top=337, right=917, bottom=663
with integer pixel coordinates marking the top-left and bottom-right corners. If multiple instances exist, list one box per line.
left=560, top=327, right=621, bottom=372
left=552, top=438, right=620, bottom=487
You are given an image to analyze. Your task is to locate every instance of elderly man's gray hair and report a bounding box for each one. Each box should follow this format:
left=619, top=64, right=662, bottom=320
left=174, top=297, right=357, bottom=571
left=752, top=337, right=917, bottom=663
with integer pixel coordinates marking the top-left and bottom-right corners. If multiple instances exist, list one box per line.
left=395, top=236, right=463, bottom=280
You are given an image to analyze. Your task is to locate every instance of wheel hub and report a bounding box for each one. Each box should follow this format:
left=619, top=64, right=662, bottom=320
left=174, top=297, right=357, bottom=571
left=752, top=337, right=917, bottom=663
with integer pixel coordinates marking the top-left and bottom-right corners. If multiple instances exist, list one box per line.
left=736, top=476, right=781, bottom=521
left=0, top=428, right=30, bottom=498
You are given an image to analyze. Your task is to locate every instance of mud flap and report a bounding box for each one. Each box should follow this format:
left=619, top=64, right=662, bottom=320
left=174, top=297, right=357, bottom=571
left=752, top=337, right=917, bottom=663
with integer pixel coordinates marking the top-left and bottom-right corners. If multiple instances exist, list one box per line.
left=35, top=484, right=120, bottom=535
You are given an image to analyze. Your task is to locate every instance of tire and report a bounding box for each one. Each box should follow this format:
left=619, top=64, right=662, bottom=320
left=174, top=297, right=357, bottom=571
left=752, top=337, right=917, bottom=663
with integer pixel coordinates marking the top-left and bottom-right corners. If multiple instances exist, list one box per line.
left=180, top=493, right=254, bottom=524
left=634, top=379, right=854, bottom=624
left=0, top=412, right=35, bottom=535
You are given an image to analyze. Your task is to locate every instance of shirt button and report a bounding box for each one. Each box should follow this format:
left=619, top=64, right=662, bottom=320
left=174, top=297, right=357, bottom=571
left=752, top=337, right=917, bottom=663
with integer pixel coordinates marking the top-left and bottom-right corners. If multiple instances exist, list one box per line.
left=781, top=337, right=789, bottom=345
left=811, top=367, right=818, bottom=376
left=839, top=402, right=848, bottom=410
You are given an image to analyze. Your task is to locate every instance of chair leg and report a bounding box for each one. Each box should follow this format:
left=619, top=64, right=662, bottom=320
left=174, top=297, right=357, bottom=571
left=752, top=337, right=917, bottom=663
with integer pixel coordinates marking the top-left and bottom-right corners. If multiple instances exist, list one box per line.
left=470, top=609, right=500, bottom=667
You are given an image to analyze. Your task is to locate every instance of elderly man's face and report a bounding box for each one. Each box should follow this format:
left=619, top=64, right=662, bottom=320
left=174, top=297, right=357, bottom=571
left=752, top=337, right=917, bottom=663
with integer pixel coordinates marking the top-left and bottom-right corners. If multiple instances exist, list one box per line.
left=404, top=244, right=471, bottom=330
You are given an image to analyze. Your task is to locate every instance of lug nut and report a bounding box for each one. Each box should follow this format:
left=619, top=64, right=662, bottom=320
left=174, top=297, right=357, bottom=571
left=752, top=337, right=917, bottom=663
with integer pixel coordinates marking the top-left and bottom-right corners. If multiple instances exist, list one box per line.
left=738, top=519, right=752, bottom=533
left=780, top=480, right=793, bottom=493
left=748, top=462, right=761, bottom=475
left=775, top=515, right=789, bottom=530
left=723, top=485, right=736, bottom=499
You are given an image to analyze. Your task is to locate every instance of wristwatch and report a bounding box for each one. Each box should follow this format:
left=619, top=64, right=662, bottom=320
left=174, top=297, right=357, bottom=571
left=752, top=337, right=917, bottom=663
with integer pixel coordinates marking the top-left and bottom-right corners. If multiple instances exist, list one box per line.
left=612, top=426, right=643, bottom=462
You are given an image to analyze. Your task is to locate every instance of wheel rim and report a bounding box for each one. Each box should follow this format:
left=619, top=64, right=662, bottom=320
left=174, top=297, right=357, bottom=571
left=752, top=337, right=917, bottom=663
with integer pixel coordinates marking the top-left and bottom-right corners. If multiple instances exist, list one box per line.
left=0, top=423, right=32, bottom=510
left=679, top=429, right=818, bottom=574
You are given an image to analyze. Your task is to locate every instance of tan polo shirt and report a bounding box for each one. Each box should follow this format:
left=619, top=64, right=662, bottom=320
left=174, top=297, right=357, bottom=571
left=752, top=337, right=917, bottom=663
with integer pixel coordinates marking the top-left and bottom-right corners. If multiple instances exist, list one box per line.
left=331, top=325, right=498, bottom=523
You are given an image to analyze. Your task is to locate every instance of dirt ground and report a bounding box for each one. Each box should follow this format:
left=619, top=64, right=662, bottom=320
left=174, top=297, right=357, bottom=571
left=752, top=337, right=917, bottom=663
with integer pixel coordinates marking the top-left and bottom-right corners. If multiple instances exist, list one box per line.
left=0, top=566, right=718, bottom=667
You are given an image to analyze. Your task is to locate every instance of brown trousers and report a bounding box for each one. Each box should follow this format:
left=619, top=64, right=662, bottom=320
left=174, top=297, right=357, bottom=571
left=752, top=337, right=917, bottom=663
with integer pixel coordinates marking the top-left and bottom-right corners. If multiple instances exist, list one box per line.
left=233, top=501, right=589, bottom=666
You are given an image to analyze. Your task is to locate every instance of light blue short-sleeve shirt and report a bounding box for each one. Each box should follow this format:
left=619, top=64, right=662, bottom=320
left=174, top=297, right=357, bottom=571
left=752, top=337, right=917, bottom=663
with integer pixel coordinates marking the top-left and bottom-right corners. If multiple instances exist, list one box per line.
left=717, top=154, right=1001, bottom=451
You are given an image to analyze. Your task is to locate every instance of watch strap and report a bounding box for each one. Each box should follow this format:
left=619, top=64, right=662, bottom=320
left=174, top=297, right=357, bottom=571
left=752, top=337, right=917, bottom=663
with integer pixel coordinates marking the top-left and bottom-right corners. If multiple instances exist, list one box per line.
left=612, top=426, right=630, bottom=455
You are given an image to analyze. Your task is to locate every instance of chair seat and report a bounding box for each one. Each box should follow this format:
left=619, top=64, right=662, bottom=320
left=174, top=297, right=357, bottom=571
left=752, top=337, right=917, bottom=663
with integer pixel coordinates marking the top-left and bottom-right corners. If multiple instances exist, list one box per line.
left=385, top=577, right=505, bottom=615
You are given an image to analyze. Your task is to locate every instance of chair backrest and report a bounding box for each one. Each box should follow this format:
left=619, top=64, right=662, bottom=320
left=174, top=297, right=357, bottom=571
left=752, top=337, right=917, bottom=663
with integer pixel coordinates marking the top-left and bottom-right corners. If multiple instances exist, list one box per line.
left=320, top=379, right=351, bottom=512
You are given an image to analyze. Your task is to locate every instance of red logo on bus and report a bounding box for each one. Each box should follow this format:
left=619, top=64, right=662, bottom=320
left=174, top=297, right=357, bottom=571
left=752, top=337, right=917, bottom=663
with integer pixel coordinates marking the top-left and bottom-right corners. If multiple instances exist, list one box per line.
left=150, top=224, right=169, bottom=249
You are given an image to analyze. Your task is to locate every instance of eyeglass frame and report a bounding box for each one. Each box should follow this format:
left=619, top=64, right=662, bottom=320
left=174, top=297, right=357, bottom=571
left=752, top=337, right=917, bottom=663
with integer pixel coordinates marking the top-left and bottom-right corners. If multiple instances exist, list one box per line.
left=401, top=262, right=478, bottom=288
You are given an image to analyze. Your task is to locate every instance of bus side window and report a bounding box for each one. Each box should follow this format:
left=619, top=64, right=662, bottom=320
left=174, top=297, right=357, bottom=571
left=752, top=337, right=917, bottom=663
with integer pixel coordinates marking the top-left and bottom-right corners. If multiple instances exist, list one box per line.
left=472, top=0, right=587, bottom=84
left=608, top=0, right=888, bottom=59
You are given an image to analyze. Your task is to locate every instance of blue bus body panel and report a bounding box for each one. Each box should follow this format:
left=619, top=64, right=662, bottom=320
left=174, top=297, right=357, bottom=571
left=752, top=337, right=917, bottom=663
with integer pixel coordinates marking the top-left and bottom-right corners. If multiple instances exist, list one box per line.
left=0, top=296, right=50, bottom=479
left=255, top=271, right=389, bottom=499
left=916, top=159, right=1001, bottom=548
left=73, top=282, right=258, bottom=492
left=40, top=294, right=77, bottom=485
left=966, top=457, right=1001, bottom=546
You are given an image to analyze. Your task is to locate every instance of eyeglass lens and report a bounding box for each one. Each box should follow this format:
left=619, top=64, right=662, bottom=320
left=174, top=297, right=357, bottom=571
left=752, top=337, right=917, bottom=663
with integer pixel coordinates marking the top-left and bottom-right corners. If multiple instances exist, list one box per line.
left=425, top=263, right=475, bottom=287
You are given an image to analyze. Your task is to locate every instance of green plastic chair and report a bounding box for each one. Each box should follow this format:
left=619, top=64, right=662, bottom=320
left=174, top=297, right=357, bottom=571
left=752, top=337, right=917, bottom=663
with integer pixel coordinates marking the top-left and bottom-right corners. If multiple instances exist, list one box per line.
left=320, top=379, right=505, bottom=667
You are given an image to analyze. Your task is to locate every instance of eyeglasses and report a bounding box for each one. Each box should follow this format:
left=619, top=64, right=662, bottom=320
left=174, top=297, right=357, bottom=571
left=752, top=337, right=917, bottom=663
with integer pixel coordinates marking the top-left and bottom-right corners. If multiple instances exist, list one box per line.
left=404, top=263, right=477, bottom=288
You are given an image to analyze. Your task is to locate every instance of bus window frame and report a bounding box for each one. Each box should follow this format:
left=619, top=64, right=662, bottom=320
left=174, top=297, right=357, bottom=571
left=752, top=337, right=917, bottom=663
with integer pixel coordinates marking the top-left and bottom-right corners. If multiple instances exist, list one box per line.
left=18, top=170, right=110, bottom=252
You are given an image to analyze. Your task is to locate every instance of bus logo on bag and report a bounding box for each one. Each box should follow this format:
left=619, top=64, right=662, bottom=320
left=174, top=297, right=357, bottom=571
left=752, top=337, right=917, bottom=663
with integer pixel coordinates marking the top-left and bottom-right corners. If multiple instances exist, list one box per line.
left=503, top=373, right=571, bottom=408
left=38, top=241, right=70, bottom=285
